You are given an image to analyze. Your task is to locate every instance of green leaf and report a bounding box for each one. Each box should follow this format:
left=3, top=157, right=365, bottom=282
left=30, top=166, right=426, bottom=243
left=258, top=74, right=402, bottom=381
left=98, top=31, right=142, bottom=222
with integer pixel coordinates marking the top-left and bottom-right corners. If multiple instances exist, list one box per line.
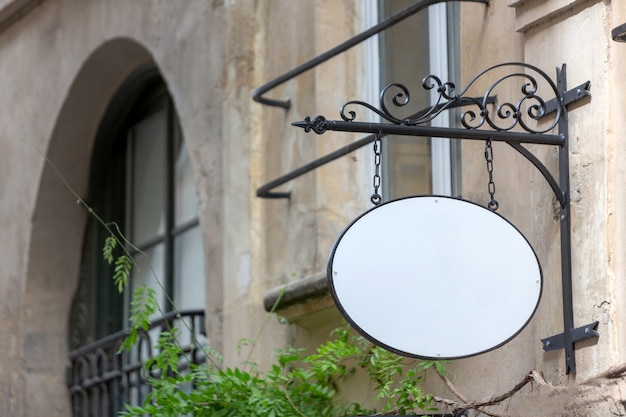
left=113, top=255, right=132, bottom=293
left=103, top=235, right=117, bottom=264
left=434, top=361, right=447, bottom=376
left=117, top=286, right=158, bottom=353
left=130, top=286, right=157, bottom=329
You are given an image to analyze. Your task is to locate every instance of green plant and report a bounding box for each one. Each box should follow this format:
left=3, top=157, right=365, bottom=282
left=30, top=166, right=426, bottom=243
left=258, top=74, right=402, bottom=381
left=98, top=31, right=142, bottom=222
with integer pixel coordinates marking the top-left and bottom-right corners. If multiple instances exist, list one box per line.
left=118, top=321, right=443, bottom=417
left=101, top=231, right=445, bottom=417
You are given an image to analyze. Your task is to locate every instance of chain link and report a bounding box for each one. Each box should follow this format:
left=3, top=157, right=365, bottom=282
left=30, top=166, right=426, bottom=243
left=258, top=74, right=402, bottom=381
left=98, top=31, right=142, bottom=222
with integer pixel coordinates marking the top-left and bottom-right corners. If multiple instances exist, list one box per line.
left=484, top=138, right=499, bottom=211
left=371, top=134, right=382, bottom=205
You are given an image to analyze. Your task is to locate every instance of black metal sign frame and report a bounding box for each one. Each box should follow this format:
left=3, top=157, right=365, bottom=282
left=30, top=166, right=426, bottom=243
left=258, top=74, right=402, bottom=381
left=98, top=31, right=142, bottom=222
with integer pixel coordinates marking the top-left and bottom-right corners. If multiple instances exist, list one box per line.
left=290, top=62, right=595, bottom=374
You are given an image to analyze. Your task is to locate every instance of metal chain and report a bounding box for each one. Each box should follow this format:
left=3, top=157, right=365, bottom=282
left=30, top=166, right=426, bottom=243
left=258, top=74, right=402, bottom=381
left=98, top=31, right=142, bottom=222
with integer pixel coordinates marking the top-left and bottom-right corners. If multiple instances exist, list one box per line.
left=484, top=138, right=499, bottom=211
left=371, top=133, right=382, bottom=205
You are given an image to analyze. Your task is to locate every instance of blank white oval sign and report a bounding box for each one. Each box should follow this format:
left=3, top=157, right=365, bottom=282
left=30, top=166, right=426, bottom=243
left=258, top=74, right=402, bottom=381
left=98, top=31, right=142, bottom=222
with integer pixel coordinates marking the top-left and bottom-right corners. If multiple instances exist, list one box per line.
left=328, top=196, right=542, bottom=359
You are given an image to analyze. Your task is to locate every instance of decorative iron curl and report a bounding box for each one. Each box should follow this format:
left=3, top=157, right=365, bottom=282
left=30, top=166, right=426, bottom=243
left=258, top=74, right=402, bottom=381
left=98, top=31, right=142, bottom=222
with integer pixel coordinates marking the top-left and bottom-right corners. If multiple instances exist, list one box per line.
left=416, top=75, right=458, bottom=124
left=340, top=100, right=392, bottom=123
left=340, top=82, right=414, bottom=124
left=379, top=83, right=412, bottom=124
left=458, top=64, right=561, bottom=133
left=340, top=78, right=460, bottom=125
left=336, top=62, right=563, bottom=135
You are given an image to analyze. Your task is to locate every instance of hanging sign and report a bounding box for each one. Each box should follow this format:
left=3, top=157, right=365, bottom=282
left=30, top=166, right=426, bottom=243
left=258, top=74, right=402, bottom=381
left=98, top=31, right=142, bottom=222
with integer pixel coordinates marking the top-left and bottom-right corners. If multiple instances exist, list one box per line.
left=327, top=195, right=542, bottom=359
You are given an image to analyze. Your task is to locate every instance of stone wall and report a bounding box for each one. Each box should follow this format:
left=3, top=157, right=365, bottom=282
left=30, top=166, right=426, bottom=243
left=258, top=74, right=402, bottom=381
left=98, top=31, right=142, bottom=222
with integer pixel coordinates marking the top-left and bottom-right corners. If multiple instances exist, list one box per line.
left=0, top=1, right=224, bottom=415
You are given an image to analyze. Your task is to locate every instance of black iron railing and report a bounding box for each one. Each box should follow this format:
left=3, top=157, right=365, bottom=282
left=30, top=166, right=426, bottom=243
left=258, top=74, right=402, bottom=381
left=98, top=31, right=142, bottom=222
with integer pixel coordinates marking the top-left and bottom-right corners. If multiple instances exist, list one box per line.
left=67, top=309, right=206, bottom=417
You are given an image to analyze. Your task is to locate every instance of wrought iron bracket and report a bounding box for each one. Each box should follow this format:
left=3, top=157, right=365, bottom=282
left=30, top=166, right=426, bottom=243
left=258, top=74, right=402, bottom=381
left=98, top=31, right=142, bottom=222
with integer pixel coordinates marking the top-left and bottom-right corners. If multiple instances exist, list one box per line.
left=291, top=62, right=594, bottom=374
left=542, top=321, right=599, bottom=352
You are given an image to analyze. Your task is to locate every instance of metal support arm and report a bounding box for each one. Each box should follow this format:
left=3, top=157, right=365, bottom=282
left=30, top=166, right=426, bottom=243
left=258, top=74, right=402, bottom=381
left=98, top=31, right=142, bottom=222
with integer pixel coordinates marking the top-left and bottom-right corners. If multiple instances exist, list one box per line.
left=252, top=0, right=489, bottom=108
left=293, top=116, right=565, bottom=145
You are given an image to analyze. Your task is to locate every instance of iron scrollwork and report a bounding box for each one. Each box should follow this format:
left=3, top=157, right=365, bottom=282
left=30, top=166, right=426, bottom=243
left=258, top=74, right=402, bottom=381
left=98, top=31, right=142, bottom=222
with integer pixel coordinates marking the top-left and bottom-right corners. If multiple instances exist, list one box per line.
left=336, top=62, right=562, bottom=134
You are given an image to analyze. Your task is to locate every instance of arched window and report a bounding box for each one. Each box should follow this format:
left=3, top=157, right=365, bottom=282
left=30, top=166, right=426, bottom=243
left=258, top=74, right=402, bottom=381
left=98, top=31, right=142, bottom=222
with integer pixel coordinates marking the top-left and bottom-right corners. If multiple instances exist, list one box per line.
left=67, top=65, right=206, bottom=415
left=68, top=64, right=204, bottom=354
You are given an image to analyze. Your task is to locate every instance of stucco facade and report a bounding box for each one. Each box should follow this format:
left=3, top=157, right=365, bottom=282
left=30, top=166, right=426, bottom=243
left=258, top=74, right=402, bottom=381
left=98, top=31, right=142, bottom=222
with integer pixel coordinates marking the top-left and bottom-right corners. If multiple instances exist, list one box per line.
left=1, top=0, right=626, bottom=416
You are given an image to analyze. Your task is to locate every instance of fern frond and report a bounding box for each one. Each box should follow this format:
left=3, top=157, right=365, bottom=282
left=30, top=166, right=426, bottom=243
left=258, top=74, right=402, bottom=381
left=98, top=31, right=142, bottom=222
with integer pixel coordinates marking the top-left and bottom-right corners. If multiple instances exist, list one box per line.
left=119, top=286, right=158, bottom=353
left=103, top=235, right=117, bottom=264
left=113, top=255, right=132, bottom=293
left=129, top=286, right=158, bottom=331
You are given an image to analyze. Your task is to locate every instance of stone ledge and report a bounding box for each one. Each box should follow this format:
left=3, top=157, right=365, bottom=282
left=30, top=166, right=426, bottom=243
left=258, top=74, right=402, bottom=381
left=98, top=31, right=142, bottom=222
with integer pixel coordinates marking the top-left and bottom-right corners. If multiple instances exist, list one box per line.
left=509, top=0, right=597, bottom=33
left=263, top=272, right=329, bottom=312
left=263, top=272, right=337, bottom=323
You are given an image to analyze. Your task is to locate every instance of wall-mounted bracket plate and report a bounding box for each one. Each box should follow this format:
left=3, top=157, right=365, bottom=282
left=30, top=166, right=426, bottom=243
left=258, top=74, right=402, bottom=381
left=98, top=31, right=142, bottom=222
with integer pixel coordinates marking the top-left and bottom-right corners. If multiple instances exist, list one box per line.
left=542, top=321, right=600, bottom=352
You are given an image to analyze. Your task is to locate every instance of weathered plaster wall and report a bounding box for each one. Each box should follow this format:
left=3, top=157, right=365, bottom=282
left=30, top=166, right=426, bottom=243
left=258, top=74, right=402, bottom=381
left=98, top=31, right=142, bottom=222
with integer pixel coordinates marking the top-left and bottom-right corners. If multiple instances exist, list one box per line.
left=245, top=0, right=371, bottom=359
left=0, top=1, right=225, bottom=415
left=512, top=0, right=615, bottom=383
left=522, top=0, right=613, bottom=382
left=609, top=0, right=626, bottom=371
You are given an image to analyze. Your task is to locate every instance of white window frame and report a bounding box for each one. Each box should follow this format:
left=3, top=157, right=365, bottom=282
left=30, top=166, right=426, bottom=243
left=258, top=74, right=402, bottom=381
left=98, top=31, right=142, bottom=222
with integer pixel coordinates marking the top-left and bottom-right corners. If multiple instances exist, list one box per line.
left=360, top=0, right=381, bottom=197
left=428, top=4, right=452, bottom=196
left=361, top=2, right=453, bottom=198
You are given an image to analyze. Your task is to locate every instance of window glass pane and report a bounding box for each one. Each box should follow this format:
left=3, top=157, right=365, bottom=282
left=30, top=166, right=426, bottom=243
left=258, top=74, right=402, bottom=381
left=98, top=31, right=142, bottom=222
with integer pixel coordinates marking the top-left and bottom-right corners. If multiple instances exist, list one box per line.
left=131, top=109, right=166, bottom=246
left=175, top=139, right=199, bottom=226
left=174, top=226, right=204, bottom=310
left=380, top=0, right=430, bottom=114
left=380, top=0, right=432, bottom=199
left=387, top=138, right=432, bottom=198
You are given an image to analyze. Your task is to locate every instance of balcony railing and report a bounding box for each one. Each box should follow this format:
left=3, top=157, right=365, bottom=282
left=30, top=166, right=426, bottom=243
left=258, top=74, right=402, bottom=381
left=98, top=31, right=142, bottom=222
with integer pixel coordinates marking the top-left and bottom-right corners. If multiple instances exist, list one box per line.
left=67, top=309, right=206, bottom=417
